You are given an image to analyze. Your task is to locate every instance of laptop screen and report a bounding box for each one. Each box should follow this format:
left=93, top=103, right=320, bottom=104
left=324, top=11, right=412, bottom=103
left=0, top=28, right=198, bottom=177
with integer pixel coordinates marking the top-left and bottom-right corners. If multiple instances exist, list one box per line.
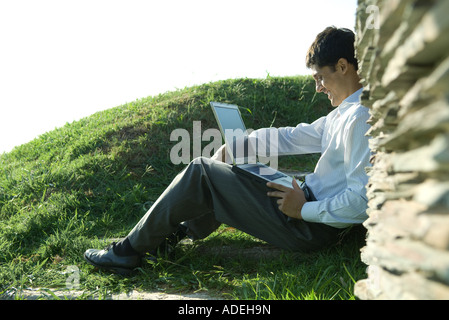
left=212, top=104, right=246, bottom=138
left=210, top=102, right=282, bottom=178
left=211, top=102, right=254, bottom=164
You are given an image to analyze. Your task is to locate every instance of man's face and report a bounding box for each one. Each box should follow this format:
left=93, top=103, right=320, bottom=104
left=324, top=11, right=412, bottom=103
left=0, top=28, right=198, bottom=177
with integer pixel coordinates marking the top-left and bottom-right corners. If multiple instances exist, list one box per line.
left=311, top=64, right=346, bottom=107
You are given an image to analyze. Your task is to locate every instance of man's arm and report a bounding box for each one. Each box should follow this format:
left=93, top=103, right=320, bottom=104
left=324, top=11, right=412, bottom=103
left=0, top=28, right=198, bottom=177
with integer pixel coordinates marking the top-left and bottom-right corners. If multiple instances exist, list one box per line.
left=211, top=115, right=327, bottom=163
left=248, top=116, right=326, bottom=157
left=301, top=109, right=371, bottom=228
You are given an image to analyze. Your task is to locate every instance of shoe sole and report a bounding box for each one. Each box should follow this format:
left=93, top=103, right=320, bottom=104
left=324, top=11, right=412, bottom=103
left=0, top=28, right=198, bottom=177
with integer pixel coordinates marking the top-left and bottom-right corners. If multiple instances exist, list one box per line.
left=83, top=252, right=136, bottom=276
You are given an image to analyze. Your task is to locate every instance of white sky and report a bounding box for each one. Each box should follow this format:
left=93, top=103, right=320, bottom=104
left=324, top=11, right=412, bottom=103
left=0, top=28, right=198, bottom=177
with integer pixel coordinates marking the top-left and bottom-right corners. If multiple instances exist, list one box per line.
left=0, top=0, right=357, bottom=154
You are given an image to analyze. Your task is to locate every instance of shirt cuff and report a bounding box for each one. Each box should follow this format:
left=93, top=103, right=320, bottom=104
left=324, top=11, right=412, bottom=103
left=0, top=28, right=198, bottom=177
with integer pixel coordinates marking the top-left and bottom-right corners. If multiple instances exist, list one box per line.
left=301, top=201, right=322, bottom=224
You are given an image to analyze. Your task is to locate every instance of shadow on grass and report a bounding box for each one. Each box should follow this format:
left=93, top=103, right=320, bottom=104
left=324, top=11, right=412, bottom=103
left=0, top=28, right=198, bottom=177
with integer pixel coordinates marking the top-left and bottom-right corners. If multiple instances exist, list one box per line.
left=128, top=225, right=367, bottom=300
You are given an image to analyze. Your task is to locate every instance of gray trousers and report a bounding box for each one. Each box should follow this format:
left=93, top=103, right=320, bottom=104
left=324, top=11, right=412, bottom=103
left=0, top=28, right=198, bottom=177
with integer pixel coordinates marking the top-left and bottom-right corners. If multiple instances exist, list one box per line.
left=127, top=157, right=341, bottom=253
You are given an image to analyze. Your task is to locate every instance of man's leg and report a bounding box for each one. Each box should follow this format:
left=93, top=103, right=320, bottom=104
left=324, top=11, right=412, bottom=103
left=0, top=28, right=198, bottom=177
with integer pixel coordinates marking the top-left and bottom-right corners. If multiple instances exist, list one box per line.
left=84, top=156, right=341, bottom=274
left=127, top=157, right=340, bottom=253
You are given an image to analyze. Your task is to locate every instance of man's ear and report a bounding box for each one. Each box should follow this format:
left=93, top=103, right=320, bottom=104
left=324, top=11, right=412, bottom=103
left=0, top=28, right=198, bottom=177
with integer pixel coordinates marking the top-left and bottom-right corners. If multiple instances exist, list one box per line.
left=336, top=58, right=349, bottom=74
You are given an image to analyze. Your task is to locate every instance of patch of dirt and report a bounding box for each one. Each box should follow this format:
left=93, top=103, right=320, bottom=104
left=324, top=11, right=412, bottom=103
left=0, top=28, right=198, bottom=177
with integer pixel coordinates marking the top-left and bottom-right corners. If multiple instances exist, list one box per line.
left=3, top=241, right=285, bottom=300
left=196, top=244, right=283, bottom=259
left=4, top=288, right=223, bottom=300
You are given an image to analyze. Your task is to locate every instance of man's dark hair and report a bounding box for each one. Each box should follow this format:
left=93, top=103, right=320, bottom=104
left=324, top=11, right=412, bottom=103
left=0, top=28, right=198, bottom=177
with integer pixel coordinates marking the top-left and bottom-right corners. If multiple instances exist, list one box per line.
left=306, top=26, right=358, bottom=71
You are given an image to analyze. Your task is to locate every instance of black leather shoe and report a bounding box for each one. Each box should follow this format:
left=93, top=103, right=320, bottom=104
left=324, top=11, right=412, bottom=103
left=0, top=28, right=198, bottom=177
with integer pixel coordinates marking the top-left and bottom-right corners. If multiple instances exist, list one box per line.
left=84, top=243, right=141, bottom=275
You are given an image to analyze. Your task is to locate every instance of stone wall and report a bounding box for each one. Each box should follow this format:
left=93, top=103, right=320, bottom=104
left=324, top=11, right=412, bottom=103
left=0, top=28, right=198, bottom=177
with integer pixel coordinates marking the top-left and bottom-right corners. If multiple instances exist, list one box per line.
left=353, top=0, right=449, bottom=299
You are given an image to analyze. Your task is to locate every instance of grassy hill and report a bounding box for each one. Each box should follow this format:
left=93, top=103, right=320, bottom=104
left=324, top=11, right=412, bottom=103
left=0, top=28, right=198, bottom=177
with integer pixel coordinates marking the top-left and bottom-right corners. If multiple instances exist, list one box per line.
left=0, top=76, right=366, bottom=300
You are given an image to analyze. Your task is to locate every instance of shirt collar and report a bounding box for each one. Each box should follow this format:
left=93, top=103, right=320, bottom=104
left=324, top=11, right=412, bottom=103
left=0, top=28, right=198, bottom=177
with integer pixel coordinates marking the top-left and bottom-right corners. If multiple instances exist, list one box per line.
left=338, top=87, right=363, bottom=114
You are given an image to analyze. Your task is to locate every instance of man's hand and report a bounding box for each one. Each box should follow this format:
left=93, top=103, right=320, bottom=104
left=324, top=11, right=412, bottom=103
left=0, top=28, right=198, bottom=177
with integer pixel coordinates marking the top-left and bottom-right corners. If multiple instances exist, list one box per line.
left=267, top=179, right=307, bottom=220
left=211, top=145, right=233, bottom=164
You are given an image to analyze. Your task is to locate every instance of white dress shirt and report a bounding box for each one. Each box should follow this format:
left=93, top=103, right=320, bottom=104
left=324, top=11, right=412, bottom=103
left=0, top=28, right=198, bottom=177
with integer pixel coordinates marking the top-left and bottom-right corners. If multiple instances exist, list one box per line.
left=249, top=88, right=371, bottom=228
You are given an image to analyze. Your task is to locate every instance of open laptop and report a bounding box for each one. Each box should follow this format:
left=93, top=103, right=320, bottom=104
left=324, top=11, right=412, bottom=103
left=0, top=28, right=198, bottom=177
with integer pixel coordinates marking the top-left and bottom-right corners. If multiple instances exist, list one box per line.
left=210, top=101, right=301, bottom=189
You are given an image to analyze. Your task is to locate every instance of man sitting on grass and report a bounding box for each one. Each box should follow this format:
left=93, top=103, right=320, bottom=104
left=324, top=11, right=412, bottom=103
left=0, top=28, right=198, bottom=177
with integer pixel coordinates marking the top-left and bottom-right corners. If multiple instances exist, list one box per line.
left=84, top=26, right=371, bottom=275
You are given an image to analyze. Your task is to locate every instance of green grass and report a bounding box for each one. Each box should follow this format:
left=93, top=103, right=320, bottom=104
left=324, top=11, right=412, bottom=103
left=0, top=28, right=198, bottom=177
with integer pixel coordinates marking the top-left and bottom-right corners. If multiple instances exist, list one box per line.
left=0, top=75, right=367, bottom=300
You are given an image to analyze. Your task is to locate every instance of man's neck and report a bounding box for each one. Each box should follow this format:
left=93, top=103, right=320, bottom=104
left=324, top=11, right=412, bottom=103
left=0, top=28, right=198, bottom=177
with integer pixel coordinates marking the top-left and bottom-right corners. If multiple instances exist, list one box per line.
left=339, top=78, right=363, bottom=105
left=345, top=78, right=363, bottom=99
